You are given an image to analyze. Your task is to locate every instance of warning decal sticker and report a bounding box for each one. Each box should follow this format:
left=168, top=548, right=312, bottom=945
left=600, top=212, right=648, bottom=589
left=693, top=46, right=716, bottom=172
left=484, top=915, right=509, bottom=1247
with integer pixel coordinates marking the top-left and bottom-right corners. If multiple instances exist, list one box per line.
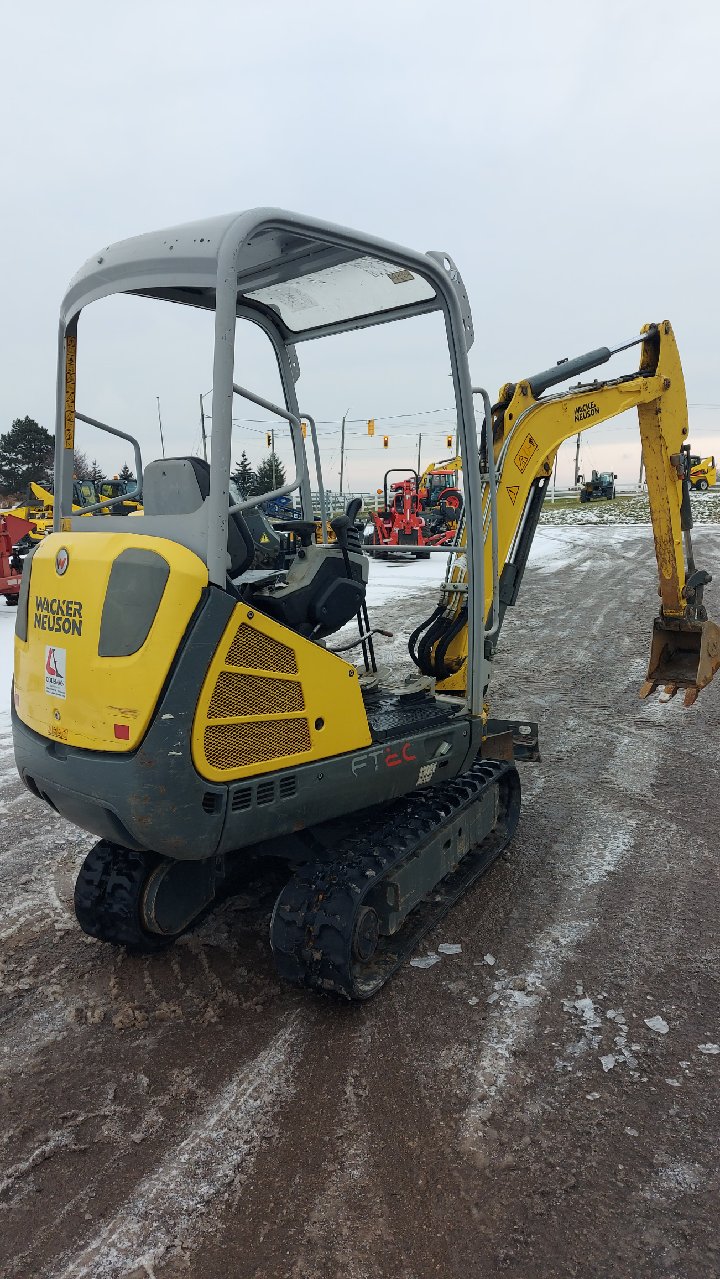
left=64, top=335, right=77, bottom=451
left=514, top=433, right=538, bottom=474
left=506, top=485, right=520, bottom=505
left=45, top=646, right=66, bottom=700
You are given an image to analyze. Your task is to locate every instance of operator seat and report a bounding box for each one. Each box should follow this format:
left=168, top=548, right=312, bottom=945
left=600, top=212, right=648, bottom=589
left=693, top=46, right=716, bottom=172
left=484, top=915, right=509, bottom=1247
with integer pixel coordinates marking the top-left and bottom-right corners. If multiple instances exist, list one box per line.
left=251, top=498, right=369, bottom=640
left=142, top=456, right=255, bottom=577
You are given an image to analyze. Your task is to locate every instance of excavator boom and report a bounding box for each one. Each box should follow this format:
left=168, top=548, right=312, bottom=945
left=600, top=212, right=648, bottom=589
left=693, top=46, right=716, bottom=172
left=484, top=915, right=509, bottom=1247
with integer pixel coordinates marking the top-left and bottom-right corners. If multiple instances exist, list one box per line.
left=413, top=321, right=719, bottom=707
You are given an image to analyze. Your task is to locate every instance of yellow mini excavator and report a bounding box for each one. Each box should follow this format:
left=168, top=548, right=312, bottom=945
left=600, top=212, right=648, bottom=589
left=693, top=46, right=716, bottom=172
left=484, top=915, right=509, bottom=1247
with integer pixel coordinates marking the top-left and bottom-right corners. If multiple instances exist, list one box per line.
left=11, top=209, right=720, bottom=999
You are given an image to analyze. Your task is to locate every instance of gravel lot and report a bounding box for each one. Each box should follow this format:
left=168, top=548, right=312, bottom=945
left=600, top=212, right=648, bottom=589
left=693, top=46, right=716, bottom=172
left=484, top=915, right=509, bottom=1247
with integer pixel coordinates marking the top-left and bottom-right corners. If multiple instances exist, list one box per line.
left=1, top=524, right=719, bottom=1279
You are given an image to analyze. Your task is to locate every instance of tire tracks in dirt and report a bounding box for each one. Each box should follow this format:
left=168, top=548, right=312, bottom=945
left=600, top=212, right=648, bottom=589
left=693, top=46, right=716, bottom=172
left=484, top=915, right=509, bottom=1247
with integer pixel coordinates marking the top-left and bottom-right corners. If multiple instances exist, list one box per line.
left=48, top=1014, right=304, bottom=1279
left=2, top=528, right=720, bottom=1277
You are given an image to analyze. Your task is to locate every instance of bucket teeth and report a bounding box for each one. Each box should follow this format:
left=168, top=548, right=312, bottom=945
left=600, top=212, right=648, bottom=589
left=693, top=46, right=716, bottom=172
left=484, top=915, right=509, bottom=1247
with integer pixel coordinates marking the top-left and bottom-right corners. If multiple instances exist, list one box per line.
left=640, top=616, right=720, bottom=703
left=696, top=618, right=720, bottom=690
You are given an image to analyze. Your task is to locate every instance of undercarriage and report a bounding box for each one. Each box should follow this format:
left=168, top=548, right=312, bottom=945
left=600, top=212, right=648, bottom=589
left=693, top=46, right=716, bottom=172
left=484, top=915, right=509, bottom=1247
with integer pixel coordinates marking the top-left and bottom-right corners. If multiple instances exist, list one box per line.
left=73, top=757, right=520, bottom=999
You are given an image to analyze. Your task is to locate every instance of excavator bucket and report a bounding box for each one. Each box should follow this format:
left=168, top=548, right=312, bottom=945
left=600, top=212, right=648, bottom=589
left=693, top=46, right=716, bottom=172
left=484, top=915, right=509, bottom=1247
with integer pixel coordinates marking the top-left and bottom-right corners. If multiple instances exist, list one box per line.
left=640, top=616, right=720, bottom=706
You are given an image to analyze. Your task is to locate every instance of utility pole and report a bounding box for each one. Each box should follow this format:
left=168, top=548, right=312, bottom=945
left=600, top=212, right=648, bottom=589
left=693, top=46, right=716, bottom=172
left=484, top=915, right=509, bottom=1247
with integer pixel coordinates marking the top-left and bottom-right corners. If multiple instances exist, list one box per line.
left=156, top=397, right=165, bottom=458
left=417, top=432, right=422, bottom=476
left=574, top=432, right=581, bottom=486
left=552, top=452, right=558, bottom=503
left=638, top=449, right=645, bottom=490
left=271, top=429, right=276, bottom=487
left=199, top=393, right=208, bottom=462
left=339, top=408, right=349, bottom=496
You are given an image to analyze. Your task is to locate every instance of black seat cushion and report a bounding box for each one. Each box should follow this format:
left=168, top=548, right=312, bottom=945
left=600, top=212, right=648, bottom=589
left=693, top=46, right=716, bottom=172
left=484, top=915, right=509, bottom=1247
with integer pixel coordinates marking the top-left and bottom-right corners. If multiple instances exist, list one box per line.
left=257, top=553, right=366, bottom=639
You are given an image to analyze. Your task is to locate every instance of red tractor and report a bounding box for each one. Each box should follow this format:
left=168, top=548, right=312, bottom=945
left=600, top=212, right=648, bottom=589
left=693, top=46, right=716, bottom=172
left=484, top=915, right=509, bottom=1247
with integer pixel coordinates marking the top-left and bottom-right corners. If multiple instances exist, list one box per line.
left=366, top=470, right=432, bottom=558
left=417, top=465, right=463, bottom=538
left=365, top=468, right=462, bottom=558
left=0, top=512, right=34, bottom=605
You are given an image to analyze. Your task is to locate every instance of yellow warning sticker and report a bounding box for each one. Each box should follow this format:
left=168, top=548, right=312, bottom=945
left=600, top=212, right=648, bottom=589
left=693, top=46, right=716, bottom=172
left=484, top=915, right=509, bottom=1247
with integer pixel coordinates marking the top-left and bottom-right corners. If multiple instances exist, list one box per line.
left=63, top=335, right=77, bottom=450
left=514, top=433, right=538, bottom=475
left=506, top=485, right=520, bottom=505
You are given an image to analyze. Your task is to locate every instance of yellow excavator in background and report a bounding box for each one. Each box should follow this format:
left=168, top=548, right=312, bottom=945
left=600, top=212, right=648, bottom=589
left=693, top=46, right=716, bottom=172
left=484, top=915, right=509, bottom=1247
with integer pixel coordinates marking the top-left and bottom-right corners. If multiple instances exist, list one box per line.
left=10, top=477, right=142, bottom=552
left=97, top=477, right=143, bottom=515
left=10, top=479, right=100, bottom=550
left=11, top=209, right=720, bottom=1001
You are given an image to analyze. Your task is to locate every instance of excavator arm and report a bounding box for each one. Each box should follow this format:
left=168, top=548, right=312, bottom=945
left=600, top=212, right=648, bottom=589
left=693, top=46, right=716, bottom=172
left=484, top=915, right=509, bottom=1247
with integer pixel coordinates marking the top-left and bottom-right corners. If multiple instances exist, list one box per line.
left=410, top=321, right=720, bottom=708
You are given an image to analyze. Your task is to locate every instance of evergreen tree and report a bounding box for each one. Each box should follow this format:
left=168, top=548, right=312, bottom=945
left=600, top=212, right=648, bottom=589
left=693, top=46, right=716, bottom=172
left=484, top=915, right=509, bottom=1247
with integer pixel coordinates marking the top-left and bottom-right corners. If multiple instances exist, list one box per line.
left=118, top=462, right=134, bottom=483
left=89, top=459, right=105, bottom=486
left=251, top=453, right=286, bottom=495
left=0, top=417, right=53, bottom=496
left=231, top=450, right=256, bottom=498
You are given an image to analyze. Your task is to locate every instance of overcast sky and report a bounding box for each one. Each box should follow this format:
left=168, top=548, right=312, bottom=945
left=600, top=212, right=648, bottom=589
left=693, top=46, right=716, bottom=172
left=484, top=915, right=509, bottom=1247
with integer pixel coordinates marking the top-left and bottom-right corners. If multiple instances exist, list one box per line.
left=2, top=0, right=719, bottom=491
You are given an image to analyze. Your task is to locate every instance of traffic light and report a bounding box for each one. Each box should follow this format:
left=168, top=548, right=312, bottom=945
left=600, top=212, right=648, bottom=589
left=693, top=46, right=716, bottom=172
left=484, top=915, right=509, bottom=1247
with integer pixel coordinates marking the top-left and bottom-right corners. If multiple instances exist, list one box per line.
left=266, top=432, right=272, bottom=448
left=301, top=421, right=307, bottom=439
left=446, top=434, right=453, bottom=451
left=383, top=435, right=389, bottom=449
left=367, top=418, right=375, bottom=437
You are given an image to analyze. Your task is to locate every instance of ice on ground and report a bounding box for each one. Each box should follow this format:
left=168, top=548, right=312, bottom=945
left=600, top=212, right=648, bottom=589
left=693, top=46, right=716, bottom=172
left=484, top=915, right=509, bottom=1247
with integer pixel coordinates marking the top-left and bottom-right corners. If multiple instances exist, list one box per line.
left=410, top=953, right=440, bottom=969
left=438, top=943, right=462, bottom=955
left=483, top=954, right=496, bottom=966
left=600, top=1054, right=616, bottom=1072
left=697, top=1043, right=720, bottom=1054
left=563, top=995, right=601, bottom=1031
left=645, top=1015, right=670, bottom=1034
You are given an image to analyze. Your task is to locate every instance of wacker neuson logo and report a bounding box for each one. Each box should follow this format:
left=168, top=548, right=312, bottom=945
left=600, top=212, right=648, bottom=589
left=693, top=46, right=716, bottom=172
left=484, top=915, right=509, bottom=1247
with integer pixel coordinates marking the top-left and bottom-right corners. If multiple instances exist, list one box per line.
left=33, top=596, right=83, bottom=636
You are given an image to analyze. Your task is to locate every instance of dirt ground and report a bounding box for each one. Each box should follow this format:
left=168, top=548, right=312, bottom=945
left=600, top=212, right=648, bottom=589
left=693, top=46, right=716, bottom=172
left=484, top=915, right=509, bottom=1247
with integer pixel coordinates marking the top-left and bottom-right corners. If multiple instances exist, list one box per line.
left=1, top=525, right=720, bottom=1279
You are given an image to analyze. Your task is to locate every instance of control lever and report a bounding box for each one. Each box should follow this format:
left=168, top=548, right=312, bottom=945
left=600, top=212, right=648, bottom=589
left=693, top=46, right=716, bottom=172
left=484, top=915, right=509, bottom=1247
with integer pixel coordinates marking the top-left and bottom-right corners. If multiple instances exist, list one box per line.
left=329, top=513, right=350, bottom=550
left=273, top=519, right=316, bottom=547
left=330, top=498, right=362, bottom=550
left=330, top=500, right=375, bottom=674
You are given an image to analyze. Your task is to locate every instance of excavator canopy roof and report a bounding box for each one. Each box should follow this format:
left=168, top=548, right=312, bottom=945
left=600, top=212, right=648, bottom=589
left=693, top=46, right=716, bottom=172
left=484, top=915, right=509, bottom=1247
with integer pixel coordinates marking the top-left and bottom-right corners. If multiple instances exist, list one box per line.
left=61, top=207, right=473, bottom=347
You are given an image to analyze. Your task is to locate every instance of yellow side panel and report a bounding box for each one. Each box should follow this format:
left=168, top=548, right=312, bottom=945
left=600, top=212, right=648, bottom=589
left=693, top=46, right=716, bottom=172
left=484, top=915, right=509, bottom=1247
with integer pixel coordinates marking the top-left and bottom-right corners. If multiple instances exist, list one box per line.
left=192, top=606, right=372, bottom=781
left=14, top=532, right=208, bottom=751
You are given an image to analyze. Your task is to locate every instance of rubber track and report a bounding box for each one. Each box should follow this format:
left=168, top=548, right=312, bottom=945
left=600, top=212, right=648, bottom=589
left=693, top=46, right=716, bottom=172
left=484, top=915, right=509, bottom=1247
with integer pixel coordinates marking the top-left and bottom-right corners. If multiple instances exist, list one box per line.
left=74, top=841, right=174, bottom=953
left=270, top=758, right=520, bottom=1000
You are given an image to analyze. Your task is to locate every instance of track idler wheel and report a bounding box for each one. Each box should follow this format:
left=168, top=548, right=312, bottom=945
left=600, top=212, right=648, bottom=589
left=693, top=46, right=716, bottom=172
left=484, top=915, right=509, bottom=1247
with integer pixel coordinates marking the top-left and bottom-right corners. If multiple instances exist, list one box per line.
left=352, top=906, right=380, bottom=964
left=74, top=842, right=217, bottom=951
